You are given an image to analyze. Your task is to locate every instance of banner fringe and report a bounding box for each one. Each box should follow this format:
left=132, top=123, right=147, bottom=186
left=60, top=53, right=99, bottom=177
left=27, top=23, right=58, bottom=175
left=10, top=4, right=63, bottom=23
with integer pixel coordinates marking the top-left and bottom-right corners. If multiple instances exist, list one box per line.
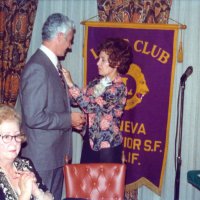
left=125, top=177, right=161, bottom=195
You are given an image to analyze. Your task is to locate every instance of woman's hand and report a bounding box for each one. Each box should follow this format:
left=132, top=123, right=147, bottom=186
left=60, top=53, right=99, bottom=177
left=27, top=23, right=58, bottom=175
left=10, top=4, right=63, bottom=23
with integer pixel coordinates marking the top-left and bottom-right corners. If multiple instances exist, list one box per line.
left=18, top=170, right=54, bottom=200
left=18, top=171, right=36, bottom=199
left=62, top=68, right=74, bottom=88
left=71, top=112, right=86, bottom=131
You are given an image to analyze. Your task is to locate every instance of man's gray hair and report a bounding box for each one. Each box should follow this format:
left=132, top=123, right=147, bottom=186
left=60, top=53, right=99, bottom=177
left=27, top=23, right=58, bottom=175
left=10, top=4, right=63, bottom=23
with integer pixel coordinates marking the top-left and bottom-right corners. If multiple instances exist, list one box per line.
left=42, top=13, right=75, bottom=41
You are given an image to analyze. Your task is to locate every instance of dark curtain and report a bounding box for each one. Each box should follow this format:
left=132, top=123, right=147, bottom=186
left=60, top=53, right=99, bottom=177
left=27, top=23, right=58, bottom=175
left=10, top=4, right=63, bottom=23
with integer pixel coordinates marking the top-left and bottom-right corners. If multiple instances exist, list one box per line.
left=97, top=0, right=172, bottom=23
left=0, top=0, right=38, bottom=106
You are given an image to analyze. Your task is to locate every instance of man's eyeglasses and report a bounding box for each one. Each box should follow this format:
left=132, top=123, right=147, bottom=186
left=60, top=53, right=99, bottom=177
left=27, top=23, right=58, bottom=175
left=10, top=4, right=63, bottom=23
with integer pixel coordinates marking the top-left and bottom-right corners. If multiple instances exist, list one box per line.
left=0, top=133, right=26, bottom=144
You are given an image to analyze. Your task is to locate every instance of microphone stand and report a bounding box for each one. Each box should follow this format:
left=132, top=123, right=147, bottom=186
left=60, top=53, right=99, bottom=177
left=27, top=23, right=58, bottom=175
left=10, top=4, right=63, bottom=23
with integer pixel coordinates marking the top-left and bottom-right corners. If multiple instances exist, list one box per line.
left=174, top=81, right=185, bottom=200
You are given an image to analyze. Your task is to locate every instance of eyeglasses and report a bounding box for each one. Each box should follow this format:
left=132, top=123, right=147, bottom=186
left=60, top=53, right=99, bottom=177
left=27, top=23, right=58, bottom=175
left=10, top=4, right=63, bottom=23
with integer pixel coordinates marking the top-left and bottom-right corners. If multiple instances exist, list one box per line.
left=0, top=133, right=26, bottom=144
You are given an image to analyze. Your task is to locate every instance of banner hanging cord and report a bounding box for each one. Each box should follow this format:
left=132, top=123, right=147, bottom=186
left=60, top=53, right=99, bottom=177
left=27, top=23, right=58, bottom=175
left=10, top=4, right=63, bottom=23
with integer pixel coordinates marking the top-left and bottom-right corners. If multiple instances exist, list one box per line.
left=168, top=18, right=187, bottom=29
left=81, top=16, right=187, bottom=30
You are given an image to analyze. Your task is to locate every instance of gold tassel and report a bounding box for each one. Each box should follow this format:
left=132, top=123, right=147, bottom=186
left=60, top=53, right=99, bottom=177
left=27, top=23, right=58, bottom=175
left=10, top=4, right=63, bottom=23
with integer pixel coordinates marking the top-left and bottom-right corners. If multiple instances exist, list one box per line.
left=177, top=31, right=183, bottom=63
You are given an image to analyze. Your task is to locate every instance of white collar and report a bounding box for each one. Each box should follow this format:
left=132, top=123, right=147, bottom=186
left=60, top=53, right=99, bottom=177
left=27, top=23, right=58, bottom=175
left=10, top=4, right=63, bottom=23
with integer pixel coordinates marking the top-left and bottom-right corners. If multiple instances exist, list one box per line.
left=40, top=45, right=58, bottom=69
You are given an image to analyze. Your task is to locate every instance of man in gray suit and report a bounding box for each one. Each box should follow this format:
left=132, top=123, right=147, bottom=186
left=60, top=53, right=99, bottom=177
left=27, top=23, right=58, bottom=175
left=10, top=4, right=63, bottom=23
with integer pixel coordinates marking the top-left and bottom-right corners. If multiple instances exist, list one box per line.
left=19, top=13, right=85, bottom=200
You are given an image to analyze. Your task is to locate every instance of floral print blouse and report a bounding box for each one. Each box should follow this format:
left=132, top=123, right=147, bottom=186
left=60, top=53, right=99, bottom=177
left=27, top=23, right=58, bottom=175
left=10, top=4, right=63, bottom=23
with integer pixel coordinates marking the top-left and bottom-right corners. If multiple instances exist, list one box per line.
left=0, top=157, right=48, bottom=200
left=69, top=75, right=127, bottom=151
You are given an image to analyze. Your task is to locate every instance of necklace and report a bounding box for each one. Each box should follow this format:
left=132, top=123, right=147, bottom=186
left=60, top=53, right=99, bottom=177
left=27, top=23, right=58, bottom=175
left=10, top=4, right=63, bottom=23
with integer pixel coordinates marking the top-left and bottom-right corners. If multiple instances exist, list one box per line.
left=0, top=164, right=19, bottom=179
left=5, top=172, right=19, bottom=199
left=0, top=165, right=19, bottom=198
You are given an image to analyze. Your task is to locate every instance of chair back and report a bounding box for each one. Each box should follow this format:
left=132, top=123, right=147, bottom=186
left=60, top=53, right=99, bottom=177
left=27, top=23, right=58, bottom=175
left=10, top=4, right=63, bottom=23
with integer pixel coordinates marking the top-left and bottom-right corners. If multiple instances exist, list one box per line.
left=64, top=163, right=126, bottom=200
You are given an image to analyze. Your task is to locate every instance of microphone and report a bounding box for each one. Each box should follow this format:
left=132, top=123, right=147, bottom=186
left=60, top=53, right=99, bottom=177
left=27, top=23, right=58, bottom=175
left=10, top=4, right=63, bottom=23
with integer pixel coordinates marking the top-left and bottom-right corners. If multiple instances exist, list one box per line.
left=180, top=66, right=193, bottom=83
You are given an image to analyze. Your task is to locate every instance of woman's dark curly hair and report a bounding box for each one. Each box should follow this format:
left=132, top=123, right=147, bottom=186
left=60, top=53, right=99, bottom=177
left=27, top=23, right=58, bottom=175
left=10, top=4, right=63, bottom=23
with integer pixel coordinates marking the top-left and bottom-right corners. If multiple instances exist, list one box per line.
left=97, top=38, right=133, bottom=74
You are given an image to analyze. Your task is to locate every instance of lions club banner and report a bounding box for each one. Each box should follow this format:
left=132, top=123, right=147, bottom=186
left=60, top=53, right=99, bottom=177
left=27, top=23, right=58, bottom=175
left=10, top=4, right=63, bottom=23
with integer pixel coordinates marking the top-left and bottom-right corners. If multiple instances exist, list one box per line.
left=83, top=21, right=178, bottom=194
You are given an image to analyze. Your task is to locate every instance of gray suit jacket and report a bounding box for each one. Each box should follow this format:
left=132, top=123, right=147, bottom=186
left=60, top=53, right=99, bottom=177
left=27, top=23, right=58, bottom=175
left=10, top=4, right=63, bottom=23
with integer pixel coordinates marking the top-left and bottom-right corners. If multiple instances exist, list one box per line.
left=19, top=49, right=72, bottom=171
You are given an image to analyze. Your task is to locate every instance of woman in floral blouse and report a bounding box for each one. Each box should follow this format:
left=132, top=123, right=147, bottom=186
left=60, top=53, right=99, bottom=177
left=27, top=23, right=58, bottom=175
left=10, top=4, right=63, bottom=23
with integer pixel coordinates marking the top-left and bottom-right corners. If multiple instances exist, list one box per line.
left=63, top=38, right=133, bottom=163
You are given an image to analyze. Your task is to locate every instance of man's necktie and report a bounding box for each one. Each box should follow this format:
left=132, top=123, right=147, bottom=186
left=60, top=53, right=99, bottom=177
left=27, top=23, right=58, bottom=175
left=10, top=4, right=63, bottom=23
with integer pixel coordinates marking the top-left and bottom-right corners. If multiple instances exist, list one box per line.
left=57, top=61, right=66, bottom=89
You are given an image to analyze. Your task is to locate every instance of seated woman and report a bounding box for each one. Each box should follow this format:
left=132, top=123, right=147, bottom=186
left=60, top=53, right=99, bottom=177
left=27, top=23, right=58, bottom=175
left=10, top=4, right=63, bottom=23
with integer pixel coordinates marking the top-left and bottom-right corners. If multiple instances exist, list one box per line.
left=0, top=105, right=54, bottom=200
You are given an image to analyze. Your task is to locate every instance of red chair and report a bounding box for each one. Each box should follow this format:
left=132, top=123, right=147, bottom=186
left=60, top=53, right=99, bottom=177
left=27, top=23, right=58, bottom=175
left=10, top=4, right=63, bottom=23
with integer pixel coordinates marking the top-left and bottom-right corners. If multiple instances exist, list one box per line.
left=63, top=163, right=126, bottom=200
